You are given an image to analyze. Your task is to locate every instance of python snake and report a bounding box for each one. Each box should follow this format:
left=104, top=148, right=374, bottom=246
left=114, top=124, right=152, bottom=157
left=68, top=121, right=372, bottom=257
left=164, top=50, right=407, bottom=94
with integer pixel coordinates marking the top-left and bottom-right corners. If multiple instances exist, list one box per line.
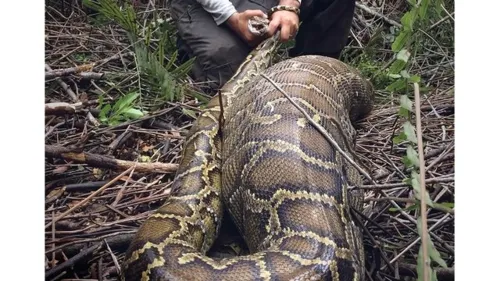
left=122, top=19, right=375, bottom=281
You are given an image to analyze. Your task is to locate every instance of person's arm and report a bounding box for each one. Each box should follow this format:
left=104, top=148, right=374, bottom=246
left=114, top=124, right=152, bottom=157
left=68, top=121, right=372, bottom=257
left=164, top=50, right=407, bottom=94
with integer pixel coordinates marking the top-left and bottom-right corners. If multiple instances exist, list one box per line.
left=267, top=0, right=300, bottom=41
left=196, top=0, right=237, bottom=25
left=196, top=0, right=266, bottom=46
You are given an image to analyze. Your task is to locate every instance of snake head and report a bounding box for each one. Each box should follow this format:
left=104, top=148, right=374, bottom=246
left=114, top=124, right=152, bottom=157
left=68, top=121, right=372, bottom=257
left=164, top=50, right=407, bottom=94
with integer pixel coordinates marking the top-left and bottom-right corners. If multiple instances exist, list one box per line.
left=248, top=15, right=270, bottom=36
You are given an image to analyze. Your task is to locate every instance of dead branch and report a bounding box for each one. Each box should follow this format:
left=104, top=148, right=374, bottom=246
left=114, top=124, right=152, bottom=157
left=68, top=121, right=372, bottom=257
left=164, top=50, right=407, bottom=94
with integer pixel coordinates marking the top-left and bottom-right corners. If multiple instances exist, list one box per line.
left=45, top=242, right=102, bottom=279
left=45, top=145, right=179, bottom=173
left=45, top=102, right=83, bottom=116
left=398, top=263, right=454, bottom=281
left=45, top=64, right=100, bottom=126
left=365, top=196, right=454, bottom=214
left=355, top=2, right=402, bottom=28
left=79, top=71, right=105, bottom=80
left=45, top=167, right=135, bottom=229
left=45, top=63, right=95, bottom=80
left=358, top=176, right=454, bottom=189
left=46, top=64, right=78, bottom=102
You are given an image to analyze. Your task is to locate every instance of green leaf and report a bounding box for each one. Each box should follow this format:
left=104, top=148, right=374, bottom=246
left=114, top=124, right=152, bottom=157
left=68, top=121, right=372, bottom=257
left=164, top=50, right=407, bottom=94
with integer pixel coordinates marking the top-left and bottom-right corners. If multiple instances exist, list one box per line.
left=400, top=70, right=410, bottom=79
left=386, top=79, right=407, bottom=92
left=419, top=86, right=432, bottom=93
left=393, top=131, right=407, bottom=144
left=389, top=204, right=418, bottom=212
left=434, top=0, right=444, bottom=17
left=392, top=30, right=411, bottom=52
left=428, top=239, right=448, bottom=268
left=411, top=173, right=420, bottom=193
left=409, top=75, right=421, bottom=83
left=431, top=268, right=438, bottom=281
left=98, top=94, right=104, bottom=109
left=417, top=217, right=448, bottom=268
left=165, top=51, right=178, bottom=71
left=99, top=104, right=111, bottom=120
left=398, top=107, right=409, bottom=118
left=438, top=202, right=454, bottom=208
left=401, top=9, right=418, bottom=31
left=412, top=174, right=435, bottom=208
left=389, top=59, right=407, bottom=74
left=182, top=108, right=198, bottom=119
left=418, top=0, right=430, bottom=20
left=123, top=108, right=145, bottom=119
left=403, top=121, right=418, bottom=143
left=406, top=146, right=420, bottom=168
left=388, top=73, right=401, bottom=79
left=416, top=216, right=424, bottom=237
left=417, top=244, right=427, bottom=281
left=403, top=177, right=412, bottom=185
left=397, top=49, right=411, bottom=63
left=407, top=0, right=417, bottom=7
left=400, top=95, right=413, bottom=112
left=114, top=92, right=139, bottom=112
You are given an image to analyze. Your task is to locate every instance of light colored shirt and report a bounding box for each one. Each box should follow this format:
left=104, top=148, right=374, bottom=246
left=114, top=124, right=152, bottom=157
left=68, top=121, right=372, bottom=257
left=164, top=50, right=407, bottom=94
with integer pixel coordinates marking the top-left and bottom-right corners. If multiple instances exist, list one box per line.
left=196, top=0, right=237, bottom=25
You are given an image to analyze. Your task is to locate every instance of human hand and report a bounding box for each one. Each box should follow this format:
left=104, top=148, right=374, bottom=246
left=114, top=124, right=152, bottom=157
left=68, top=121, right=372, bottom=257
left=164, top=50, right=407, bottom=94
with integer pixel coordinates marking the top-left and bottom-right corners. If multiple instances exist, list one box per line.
left=226, top=10, right=268, bottom=46
left=267, top=2, right=300, bottom=42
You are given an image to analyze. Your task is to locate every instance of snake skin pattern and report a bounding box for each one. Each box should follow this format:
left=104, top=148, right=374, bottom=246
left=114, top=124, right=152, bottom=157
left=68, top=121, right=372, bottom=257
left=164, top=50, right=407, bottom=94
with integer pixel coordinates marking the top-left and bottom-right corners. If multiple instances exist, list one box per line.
left=122, top=32, right=375, bottom=281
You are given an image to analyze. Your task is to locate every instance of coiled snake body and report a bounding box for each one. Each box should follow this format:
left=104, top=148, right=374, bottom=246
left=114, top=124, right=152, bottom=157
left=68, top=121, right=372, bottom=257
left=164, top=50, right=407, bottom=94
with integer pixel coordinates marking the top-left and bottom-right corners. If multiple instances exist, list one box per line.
left=122, top=27, right=375, bottom=281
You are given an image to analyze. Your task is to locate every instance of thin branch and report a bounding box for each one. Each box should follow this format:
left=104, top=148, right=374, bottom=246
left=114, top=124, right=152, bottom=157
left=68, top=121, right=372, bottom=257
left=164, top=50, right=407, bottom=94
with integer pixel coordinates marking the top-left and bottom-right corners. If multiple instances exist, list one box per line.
left=45, top=242, right=103, bottom=279
left=389, top=213, right=451, bottom=264
left=45, top=145, right=179, bottom=173
left=355, top=2, right=402, bottom=28
left=398, top=262, right=454, bottom=281
left=45, top=64, right=101, bottom=126
left=44, top=166, right=135, bottom=229
left=365, top=196, right=454, bottom=214
left=260, top=73, right=373, bottom=184
left=358, top=176, right=454, bottom=189
left=415, top=82, right=429, bottom=281
left=45, top=63, right=95, bottom=79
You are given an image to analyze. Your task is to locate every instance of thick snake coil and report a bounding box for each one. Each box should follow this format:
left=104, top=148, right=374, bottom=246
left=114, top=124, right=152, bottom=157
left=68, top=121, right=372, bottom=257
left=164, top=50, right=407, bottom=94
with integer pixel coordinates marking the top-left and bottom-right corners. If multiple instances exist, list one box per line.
left=122, top=28, right=375, bottom=281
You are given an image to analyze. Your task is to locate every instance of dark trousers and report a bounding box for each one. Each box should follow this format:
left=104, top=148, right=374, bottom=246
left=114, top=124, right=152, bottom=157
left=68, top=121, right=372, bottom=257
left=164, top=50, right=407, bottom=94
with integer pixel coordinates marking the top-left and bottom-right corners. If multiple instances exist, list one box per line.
left=168, top=0, right=356, bottom=90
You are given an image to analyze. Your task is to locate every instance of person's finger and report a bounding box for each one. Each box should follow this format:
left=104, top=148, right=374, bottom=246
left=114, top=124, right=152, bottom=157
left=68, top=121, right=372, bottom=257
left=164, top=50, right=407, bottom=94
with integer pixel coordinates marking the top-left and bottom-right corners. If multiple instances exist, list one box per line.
left=267, top=17, right=280, bottom=36
left=280, top=22, right=291, bottom=42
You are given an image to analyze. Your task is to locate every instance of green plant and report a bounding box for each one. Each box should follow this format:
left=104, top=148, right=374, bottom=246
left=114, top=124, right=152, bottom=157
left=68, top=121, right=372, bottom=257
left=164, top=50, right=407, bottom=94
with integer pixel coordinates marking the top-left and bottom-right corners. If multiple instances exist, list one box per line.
left=384, top=0, right=452, bottom=280
left=98, top=92, right=145, bottom=125
left=83, top=0, right=201, bottom=106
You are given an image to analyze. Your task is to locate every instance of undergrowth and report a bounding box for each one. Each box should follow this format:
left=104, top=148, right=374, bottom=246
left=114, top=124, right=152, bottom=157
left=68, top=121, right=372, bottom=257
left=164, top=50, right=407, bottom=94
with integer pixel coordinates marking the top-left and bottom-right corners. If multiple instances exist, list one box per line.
left=82, top=0, right=206, bottom=125
left=346, top=0, right=454, bottom=280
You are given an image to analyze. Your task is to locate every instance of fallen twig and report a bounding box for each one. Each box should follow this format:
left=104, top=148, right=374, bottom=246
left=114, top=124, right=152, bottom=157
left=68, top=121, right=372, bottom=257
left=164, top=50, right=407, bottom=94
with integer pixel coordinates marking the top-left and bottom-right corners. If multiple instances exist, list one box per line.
left=45, top=242, right=102, bottom=279
left=46, top=64, right=78, bottom=102
left=45, top=102, right=83, bottom=116
left=45, top=63, right=95, bottom=79
left=364, top=196, right=454, bottom=214
left=45, top=231, right=137, bottom=256
left=45, top=64, right=100, bottom=126
left=398, top=263, right=454, bottom=281
left=358, top=176, right=454, bottom=189
left=45, top=145, right=179, bottom=173
left=355, top=2, right=402, bottom=28
left=260, top=73, right=372, bottom=183
left=45, top=166, right=135, bottom=229
left=78, top=71, right=105, bottom=80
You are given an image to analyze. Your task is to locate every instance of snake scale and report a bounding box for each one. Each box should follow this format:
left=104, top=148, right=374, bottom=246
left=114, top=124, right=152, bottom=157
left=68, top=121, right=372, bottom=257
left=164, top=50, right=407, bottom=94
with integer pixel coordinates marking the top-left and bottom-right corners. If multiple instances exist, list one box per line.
left=122, top=22, right=375, bottom=281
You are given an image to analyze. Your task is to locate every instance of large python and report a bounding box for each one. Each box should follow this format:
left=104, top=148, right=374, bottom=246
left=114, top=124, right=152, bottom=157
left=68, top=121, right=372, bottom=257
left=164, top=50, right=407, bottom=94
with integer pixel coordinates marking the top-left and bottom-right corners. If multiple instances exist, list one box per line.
left=122, top=18, right=375, bottom=281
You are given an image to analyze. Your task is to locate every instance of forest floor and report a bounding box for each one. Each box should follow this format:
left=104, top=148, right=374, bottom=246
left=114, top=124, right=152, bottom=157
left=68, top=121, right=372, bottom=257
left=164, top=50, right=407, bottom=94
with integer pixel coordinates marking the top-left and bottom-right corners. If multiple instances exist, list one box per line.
left=45, top=1, right=454, bottom=280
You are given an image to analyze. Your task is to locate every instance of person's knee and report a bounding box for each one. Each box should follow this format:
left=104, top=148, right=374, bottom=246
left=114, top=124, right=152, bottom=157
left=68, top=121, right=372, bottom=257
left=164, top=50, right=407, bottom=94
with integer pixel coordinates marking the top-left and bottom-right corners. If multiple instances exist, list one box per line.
left=197, top=36, right=250, bottom=88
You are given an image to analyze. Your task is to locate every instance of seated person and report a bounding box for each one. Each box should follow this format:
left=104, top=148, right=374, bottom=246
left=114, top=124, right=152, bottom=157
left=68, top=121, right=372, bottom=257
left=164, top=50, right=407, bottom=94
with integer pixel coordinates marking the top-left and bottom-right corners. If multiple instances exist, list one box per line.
left=169, top=0, right=356, bottom=91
